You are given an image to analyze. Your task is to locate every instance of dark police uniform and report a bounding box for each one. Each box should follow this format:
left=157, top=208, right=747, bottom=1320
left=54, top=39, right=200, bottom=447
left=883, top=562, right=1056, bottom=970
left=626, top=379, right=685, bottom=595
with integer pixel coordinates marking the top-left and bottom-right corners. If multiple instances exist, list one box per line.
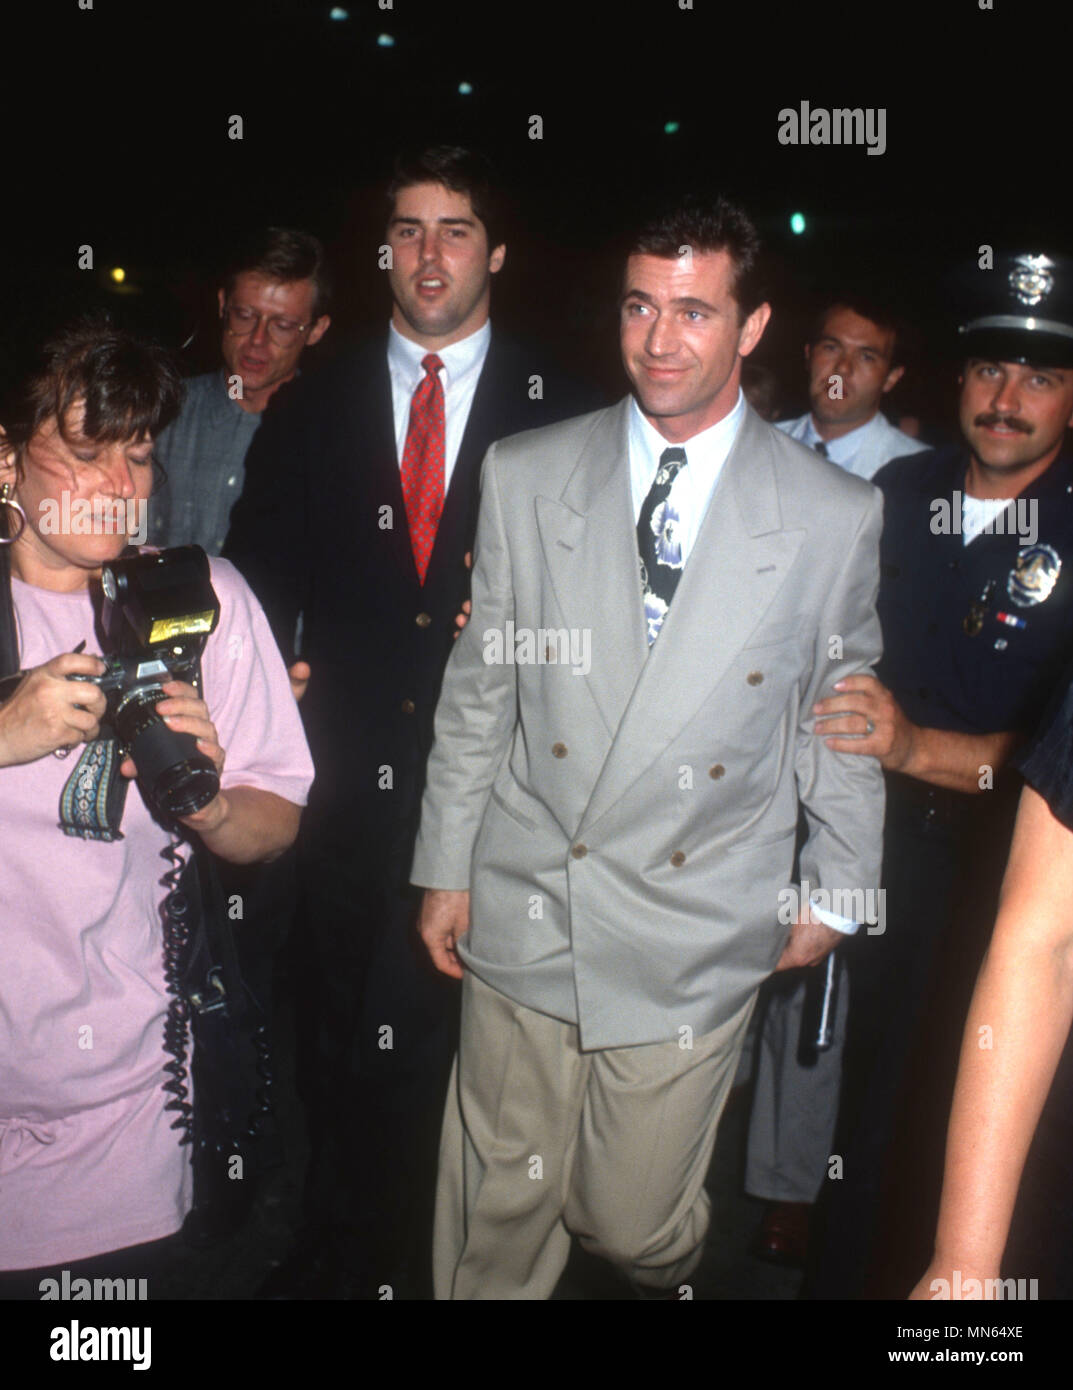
left=810, top=252, right=1073, bottom=1299
left=878, top=444, right=1073, bottom=738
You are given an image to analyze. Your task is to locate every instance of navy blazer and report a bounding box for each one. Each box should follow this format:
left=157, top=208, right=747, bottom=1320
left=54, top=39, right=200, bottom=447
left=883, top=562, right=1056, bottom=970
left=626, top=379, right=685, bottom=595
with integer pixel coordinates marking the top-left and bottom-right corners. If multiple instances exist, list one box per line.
left=224, top=330, right=601, bottom=876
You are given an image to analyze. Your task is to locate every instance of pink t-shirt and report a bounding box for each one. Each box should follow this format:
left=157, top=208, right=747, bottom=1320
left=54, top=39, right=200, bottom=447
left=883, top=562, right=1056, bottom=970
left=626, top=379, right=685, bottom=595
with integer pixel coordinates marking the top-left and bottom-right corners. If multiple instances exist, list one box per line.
left=0, top=558, right=314, bottom=1269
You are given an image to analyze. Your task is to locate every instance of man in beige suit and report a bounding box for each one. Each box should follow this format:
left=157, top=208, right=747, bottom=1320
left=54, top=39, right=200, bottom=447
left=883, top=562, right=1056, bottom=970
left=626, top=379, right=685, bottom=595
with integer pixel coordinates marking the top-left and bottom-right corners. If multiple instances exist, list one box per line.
left=411, top=196, right=885, bottom=1299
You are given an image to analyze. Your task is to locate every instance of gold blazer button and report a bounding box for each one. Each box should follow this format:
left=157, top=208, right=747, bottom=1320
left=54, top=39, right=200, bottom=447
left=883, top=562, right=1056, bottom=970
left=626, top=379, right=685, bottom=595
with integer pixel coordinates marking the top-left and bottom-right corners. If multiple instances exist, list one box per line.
left=415, top=612, right=432, bottom=628
left=670, top=851, right=686, bottom=867
left=401, top=698, right=416, bottom=714
left=747, top=671, right=764, bottom=686
left=552, top=742, right=568, bottom=758
left=571, top=843, right=588, bottom=859
left=709, top=764, right=725, bottom=780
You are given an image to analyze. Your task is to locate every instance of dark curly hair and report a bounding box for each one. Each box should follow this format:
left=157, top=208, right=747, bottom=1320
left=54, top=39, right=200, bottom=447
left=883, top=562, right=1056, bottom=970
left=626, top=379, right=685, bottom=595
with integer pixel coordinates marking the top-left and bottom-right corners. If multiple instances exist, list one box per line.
left=0, top=312, right=182, bottom=479
left=626, top=195, right=766, bottom=321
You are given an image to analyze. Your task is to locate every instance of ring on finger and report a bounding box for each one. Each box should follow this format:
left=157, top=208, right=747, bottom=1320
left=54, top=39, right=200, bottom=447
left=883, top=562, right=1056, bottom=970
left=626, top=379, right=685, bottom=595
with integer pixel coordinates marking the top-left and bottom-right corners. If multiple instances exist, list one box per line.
left=865, top=718, right=876, bottom=735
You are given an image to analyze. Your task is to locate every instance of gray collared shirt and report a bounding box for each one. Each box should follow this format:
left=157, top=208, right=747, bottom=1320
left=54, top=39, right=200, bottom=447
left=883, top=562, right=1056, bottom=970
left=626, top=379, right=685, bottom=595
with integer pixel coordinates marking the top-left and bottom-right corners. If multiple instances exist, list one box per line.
left=148, top=371, right=263, bottom=554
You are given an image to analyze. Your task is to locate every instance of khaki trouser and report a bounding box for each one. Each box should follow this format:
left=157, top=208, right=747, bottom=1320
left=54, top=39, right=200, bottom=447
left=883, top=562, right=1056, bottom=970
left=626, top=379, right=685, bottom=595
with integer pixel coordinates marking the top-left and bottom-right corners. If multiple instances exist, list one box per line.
left=433, top=971, right=756, bottom=1299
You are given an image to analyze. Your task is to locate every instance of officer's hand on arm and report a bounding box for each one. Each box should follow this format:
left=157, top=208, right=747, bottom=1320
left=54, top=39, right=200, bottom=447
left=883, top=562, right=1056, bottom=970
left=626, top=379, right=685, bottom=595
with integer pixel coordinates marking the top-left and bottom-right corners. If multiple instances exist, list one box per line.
left=815, top=673, right=1021, bottom=793
left=774, top=906, right=845, bottom=971
left=417, top=888, right=470, bottom=978
left=287, top=661, right=310, bottom=702
left=0, top=653, right=107, bottom=767
left=813, top=673, right=916, bottom=770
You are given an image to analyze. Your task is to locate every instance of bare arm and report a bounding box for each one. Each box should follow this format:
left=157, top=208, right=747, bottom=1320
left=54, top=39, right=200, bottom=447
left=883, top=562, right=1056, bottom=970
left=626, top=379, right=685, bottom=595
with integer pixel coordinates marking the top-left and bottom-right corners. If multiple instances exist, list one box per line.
left=910, top=785, right=1073, bottom=1296
left=181, top=785, right=301, bottom=865
left=816, top=673, right=1021, bottom=794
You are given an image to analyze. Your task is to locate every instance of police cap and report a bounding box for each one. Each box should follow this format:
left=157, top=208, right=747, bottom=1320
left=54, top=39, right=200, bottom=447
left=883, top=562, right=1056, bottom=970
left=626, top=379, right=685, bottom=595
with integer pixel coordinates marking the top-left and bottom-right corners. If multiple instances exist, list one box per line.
left=955, top=252, right=1073, bottom=369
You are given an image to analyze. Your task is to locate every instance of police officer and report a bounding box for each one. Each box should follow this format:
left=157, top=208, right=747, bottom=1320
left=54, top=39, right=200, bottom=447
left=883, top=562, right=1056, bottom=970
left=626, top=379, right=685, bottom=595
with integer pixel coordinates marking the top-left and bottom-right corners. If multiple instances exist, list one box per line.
left=806, top=252, right=1073, bottom=1298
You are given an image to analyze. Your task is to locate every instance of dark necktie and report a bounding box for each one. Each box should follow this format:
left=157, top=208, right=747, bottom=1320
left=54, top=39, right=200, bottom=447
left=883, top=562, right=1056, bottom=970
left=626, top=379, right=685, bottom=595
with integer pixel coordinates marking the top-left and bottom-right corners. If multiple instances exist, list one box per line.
left=814, top=440, right=829, bottom=458
left=637, top=446, right=688, bottom=645
left=400, top=352, right=445, bottom=584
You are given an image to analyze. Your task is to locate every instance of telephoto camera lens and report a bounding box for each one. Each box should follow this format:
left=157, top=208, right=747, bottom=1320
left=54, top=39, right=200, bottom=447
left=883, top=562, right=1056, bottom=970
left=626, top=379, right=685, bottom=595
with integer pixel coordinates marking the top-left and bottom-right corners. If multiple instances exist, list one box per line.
left=115, top=691, right=220, bottom=819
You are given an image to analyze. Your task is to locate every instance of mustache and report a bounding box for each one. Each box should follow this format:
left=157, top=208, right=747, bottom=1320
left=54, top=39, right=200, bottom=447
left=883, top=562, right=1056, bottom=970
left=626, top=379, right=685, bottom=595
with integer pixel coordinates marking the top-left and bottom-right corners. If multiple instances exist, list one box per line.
left=975, top=413, right=1032, bottom=434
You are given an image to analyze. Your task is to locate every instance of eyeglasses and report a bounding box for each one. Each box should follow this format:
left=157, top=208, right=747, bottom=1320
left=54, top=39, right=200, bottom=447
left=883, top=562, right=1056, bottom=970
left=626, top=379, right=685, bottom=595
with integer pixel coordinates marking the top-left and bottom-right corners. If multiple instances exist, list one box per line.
left=224, top=302, right=312, bottom=347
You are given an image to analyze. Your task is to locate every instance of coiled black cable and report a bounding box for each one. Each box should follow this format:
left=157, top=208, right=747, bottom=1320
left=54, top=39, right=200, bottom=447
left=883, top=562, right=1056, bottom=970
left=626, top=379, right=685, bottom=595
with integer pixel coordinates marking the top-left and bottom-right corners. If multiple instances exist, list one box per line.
left=160, top=834, right=194, bottom=1144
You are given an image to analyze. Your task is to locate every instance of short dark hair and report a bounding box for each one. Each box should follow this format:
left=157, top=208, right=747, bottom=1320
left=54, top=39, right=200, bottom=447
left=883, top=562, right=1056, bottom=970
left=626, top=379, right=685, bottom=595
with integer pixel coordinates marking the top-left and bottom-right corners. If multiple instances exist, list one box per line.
left=222, top=226, right=331, bottom=320
left=387, top=145, right=505, bottom=250
left=625, top=195, right=766, bottom=320
left=0, top=313, right=182, bottom=477
left=808, top=297, right=905, bottom=368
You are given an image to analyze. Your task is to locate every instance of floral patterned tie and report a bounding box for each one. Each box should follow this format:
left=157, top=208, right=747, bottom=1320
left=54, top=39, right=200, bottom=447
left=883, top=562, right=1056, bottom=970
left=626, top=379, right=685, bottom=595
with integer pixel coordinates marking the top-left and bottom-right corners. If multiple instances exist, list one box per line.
left=400, top=352, right=445, bottom=584
left=637, top=446, right=688, bottom=645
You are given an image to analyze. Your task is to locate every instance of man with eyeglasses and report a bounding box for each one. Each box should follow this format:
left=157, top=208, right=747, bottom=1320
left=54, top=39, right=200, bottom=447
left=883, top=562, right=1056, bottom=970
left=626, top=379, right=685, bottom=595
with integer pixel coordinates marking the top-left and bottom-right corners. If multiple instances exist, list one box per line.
left=149, top=226, right=331, bottom=554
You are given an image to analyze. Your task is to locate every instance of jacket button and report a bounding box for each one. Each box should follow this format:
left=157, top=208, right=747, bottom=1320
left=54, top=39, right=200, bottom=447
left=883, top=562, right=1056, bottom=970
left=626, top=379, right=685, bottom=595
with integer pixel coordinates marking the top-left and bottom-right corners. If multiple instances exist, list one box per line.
left=670, top=851, right=686, bottom=867
left=747, top=671, right=764, bottom=686
left=571, top=843, right=588, bottom=859
left=416, top=612, right=432, bottom=628
left=552, top=742, right=568, bottom=758
left=709, top=764, right=725, bottom=780
left=401, top=698, right=416, bottom=715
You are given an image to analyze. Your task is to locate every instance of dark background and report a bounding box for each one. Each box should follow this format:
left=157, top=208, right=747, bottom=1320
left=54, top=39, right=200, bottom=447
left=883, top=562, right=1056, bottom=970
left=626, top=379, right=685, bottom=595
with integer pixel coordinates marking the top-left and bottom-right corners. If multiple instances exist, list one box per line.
left=4, top=0, right=1064, bottom=436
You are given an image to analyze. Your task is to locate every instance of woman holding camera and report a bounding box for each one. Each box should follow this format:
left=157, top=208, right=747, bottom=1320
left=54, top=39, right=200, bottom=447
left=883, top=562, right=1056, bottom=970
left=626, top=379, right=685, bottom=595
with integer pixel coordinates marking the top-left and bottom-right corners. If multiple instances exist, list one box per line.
left=0, top=317, right=313, bottom=1293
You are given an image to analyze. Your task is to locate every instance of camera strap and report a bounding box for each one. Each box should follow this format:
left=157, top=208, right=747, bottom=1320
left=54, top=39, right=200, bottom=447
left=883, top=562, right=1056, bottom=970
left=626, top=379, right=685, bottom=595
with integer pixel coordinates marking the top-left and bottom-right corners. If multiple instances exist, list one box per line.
left=58, top=736, right=130, bottom=840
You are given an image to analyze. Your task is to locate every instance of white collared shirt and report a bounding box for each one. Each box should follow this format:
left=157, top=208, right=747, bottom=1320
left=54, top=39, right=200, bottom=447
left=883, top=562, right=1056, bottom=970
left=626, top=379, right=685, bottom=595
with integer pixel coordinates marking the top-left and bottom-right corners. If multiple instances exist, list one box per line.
left=778, top=409, right=926, bottom=481
left=387, top=319, right=492, bottom=487
left=628, top=388, right=746, bottom=561
left=797, top=411, right=873, bottom=470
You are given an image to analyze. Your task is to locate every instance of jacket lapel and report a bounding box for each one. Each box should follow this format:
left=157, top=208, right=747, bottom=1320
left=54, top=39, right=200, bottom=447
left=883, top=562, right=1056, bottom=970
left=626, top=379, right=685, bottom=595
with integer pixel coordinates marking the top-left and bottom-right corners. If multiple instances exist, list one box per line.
left=536, top=399, right=647, bottom=739
left=344, top=341, right=420, bottom=587
left=579, top=405, right=805, bottom=831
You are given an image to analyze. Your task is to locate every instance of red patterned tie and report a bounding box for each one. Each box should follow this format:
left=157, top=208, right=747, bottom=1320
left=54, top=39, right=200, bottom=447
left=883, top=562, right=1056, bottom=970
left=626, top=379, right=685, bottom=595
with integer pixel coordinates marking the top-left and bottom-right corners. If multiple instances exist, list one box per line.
left=400, top=352, right=445, bottom=584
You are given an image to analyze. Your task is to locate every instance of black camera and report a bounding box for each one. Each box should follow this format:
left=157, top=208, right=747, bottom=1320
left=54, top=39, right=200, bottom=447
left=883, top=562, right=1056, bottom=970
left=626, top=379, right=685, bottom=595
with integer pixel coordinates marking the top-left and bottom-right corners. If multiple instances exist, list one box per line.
left=74, top=546, right=222, bottom=819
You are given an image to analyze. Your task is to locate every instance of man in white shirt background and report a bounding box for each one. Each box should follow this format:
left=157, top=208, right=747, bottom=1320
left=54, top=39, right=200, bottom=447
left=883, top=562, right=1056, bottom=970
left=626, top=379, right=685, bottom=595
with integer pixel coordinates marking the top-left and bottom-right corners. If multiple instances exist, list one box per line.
left=777, top=297, right=928, bottom=478
left=746, top=294, right=926, bottom=1268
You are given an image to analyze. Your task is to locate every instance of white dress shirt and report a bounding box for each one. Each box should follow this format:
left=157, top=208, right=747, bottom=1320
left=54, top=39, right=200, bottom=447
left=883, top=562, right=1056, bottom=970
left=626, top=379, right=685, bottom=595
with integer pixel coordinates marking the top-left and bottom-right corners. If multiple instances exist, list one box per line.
left=630, top=390, right=856, bottom=933
left=628, top=388, right=745, bottom=551
left=388, top=319, right=492, bottom=486
left=777, top=409, right=927, bottom=480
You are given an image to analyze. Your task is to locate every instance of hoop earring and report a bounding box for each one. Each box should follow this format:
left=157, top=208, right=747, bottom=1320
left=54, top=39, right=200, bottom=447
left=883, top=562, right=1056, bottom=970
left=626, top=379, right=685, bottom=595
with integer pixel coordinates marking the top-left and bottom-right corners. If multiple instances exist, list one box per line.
left=0, top=481, right=27, bottom=545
